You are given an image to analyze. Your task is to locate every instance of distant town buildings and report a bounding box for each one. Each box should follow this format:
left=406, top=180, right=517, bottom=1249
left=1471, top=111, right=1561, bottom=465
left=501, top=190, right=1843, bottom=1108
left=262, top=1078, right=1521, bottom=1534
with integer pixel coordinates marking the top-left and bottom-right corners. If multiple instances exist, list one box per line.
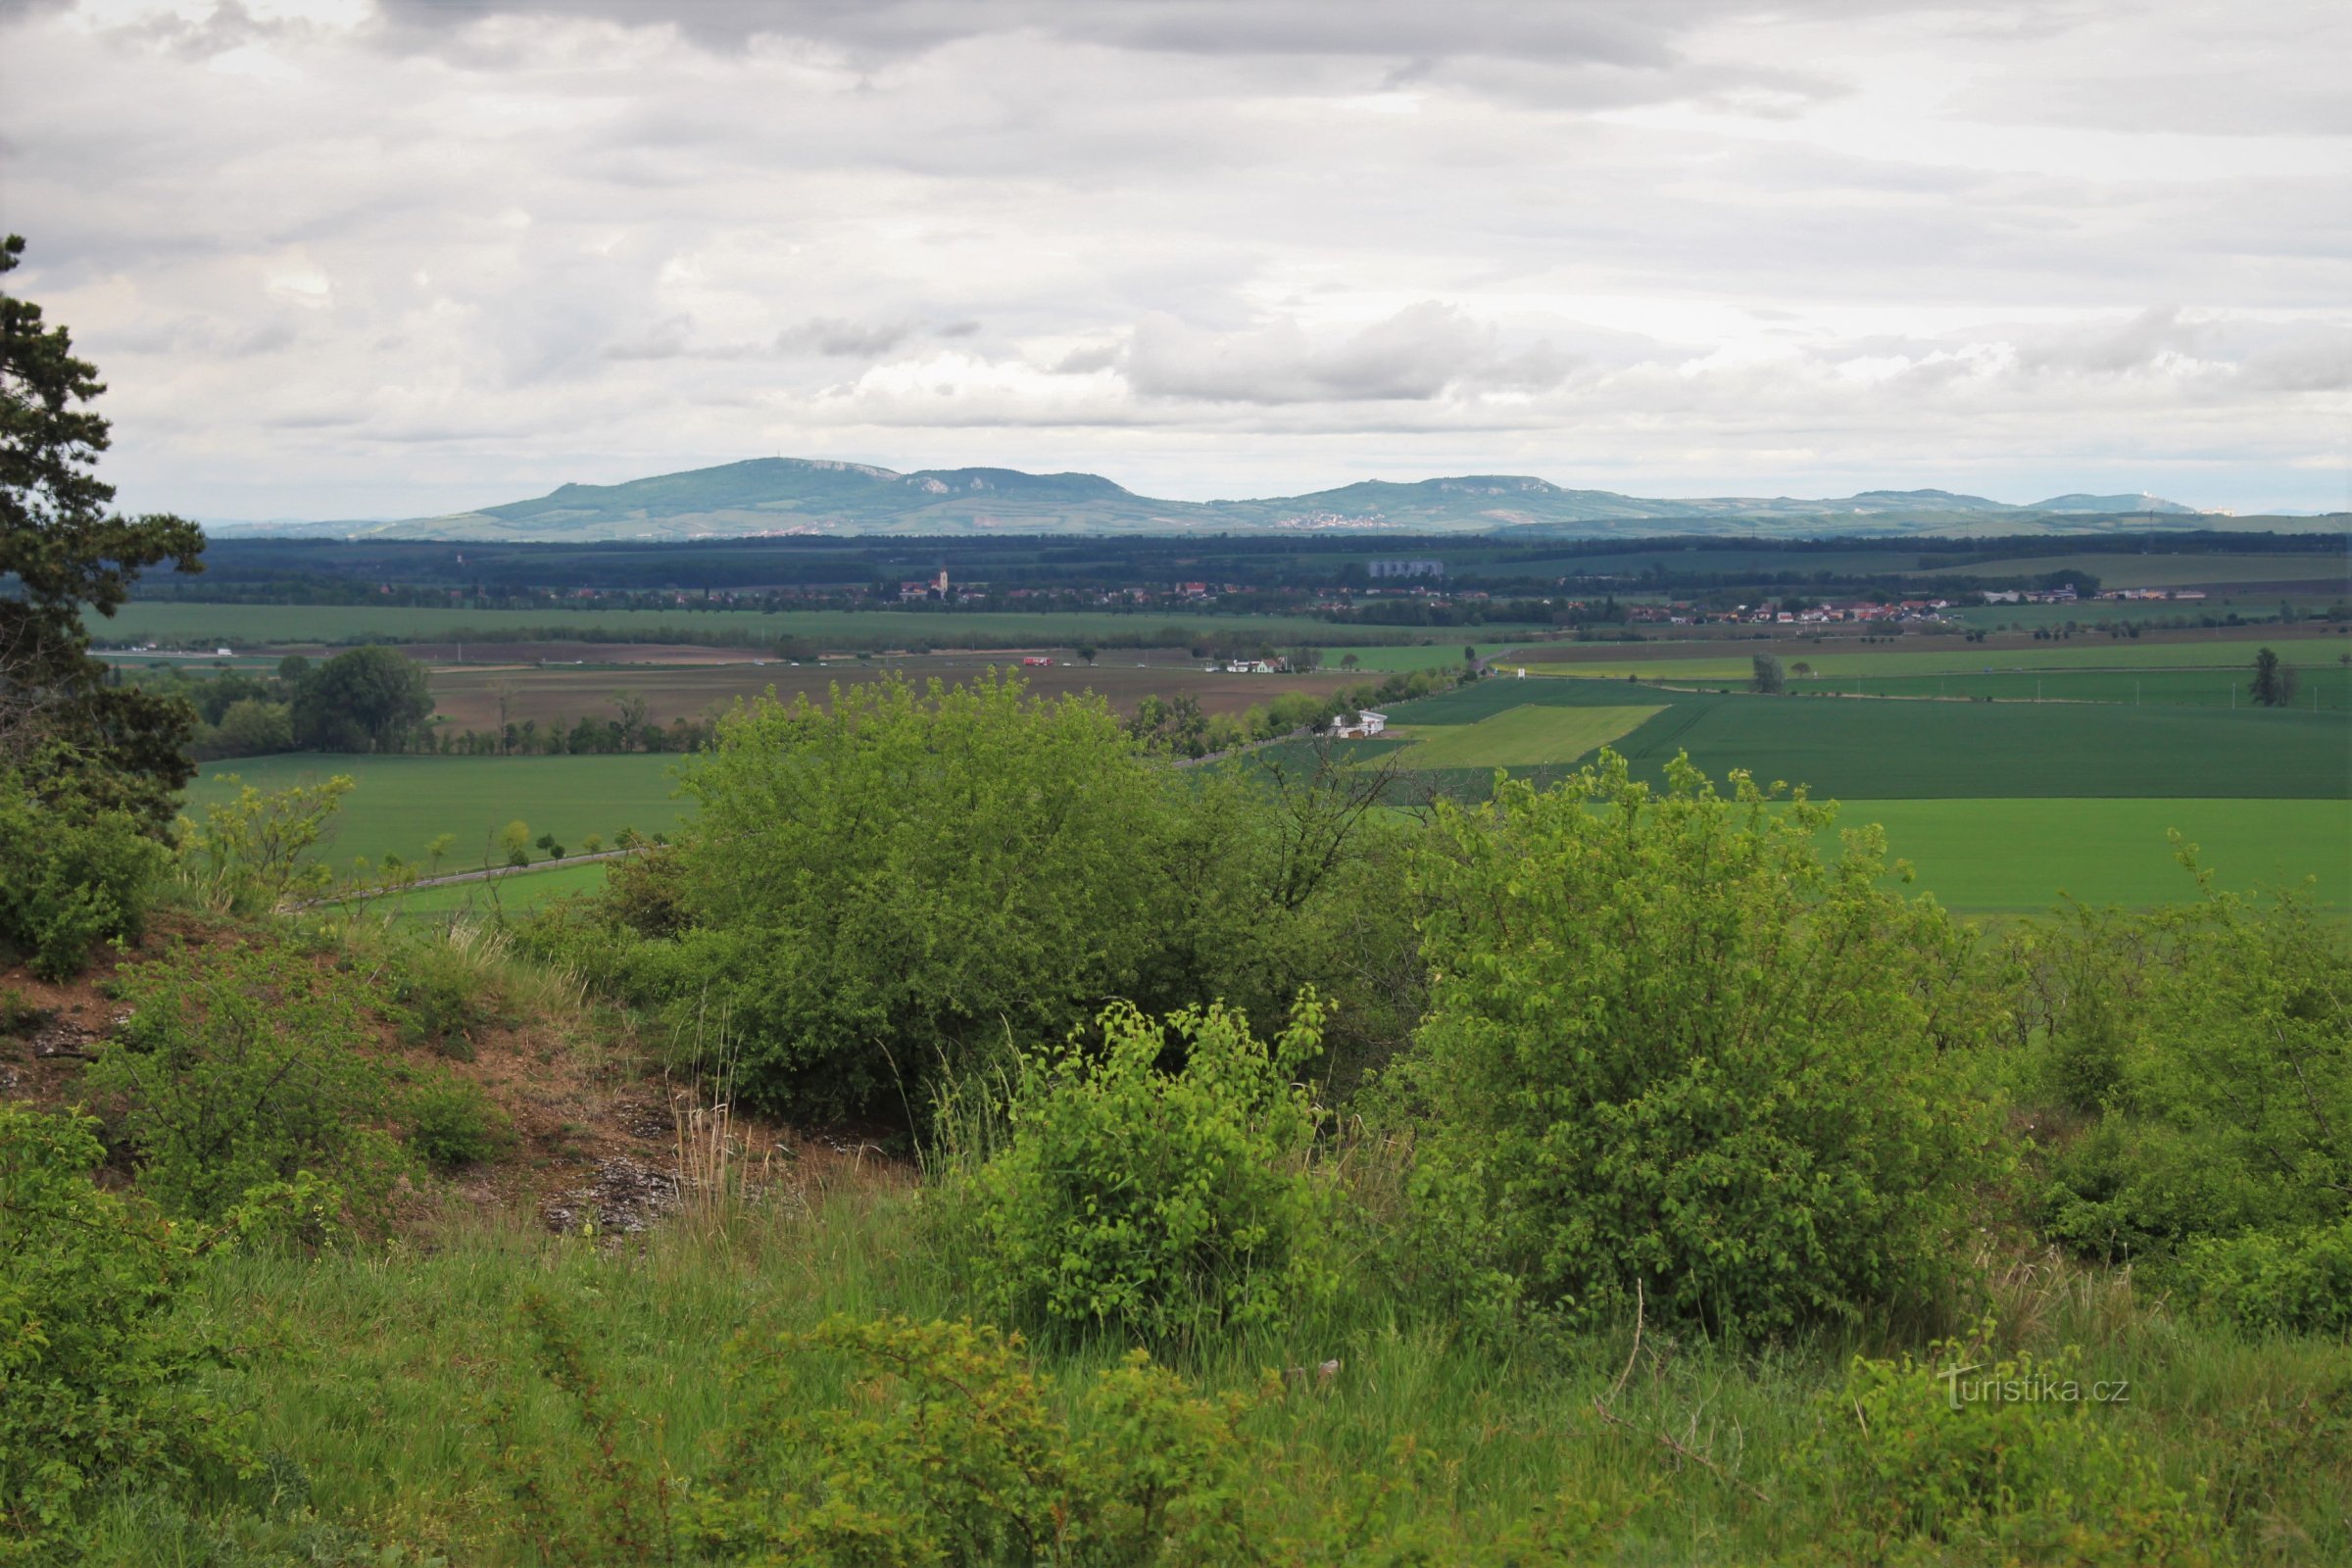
left=1368, top=559, right=1445, bottom=579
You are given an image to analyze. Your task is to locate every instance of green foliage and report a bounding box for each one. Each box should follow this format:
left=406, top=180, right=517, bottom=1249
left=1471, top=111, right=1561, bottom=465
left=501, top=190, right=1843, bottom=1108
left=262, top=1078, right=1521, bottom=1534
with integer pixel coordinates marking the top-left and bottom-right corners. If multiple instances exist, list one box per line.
left=656, top=673, right=1200, bottom=1123
left=2171, top=1217, right=2352, bottom=1338
left=82, top=942, right=405, bottom=1223
left=0, top=1105, right=251, bottom=1556
left=1751, top=653, right=1785, bottom=694
left=173, top=771, right=354, bottom=915
left=289, top=645, right=433, bottom=753
left=499, top=819, right=531, bottom=868
left=405, top=1078, right=514, bottom=1171
left=966, top=997, right=1339, bottom=1347
left=1, top=233, right=207, bottom=830
left=683, top=1314, right=1261, bottom=1566
left=0, top=760, right=168, bottom=978
left=1398, top=750, right=2003, bottom=1336
left=1799, top=1323, right=2211, bottom=1564
left=2029, top=878, right=2350, bottom=1259
left=2250, top=646, right=2297, bottom=707
left=383, top=931, right=506, bottom=1057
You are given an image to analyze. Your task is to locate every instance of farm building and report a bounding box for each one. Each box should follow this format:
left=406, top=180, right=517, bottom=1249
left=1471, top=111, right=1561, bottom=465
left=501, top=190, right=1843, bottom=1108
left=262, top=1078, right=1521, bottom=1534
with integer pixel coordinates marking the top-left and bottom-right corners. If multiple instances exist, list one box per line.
left=1328, top=709, right=1388, bottom=738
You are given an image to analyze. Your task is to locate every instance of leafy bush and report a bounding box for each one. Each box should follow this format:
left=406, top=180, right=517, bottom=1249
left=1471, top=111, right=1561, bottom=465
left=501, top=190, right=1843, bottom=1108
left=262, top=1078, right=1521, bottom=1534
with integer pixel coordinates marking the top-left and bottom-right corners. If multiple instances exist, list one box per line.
left=2173, top=1218, right=2352, bottom=1337
left=172, top=771, right=353, bottom=915
left=968, top=997, right=1339, bottom=1347
left=405, top=1078, right=514, bottom=1171
left=82, top=942, right=405, bottom=1223
left=1397, top=751, right=2003, bottom=1336
left=2031, top=879, right=2350, bottom=1259
left=1799, top=1323, right=2211, bottom=1564
left=649, top=673, right=1200, bottom=1122
left=0, top=1105, right=252, bottom=1555
left=0, top=764, right=168, bottom=978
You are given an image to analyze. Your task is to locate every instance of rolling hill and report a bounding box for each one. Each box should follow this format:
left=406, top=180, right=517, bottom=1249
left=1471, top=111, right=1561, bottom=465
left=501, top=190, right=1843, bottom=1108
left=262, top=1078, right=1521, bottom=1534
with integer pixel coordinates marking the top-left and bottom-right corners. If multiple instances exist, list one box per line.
left=206, top=457, right=2295, bottom=542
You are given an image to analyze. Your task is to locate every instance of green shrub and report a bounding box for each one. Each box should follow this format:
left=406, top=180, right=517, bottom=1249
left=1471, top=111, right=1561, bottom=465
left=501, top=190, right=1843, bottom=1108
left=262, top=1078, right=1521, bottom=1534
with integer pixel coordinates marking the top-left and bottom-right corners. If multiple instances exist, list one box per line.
left=0, top=1104, right=252, bottom=1555
left=2033, top=880, right=2350, bottom=1259
left=383, top=929, right=508, bottom=1058
left=171, top=771, right=352, bottom=916
left=0, top=985, right=48, bottom=1036
left=2173, top=1218, right=2352, bottom=1337
left=82, top=942, right=406, bottom=1223
left=1799, top=1323, right=2211, bottom=1564
left=486, top=1303, right=1262, bottom=1567
left=967, top=997, right=1338, bottom=1347
left=1398, top=751, right=2004, bottom=1337
left=405, top=1078, right=514, bottom=1171
left=660, top=673, right=1200, bottom=1124
left=0, top=765, right=168, bottom=979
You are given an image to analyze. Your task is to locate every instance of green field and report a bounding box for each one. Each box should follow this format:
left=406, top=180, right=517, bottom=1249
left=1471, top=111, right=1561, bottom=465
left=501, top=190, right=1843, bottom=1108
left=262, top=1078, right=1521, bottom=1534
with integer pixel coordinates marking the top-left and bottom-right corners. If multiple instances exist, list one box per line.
left=1395, top=704, right=1660, bottom=768
left=99, top=601, right=1540, bottom=652
left=372, top=858, right=614, bottom=919
left=1812, top=798, right=2349, bottom=911
left=1789, top=665, right=2349, bottom=710
left=1508, top=629, right=2352, bottom=683
left=183, top=754, right=691, bottom=868
left=1358, top=673, right=2349, bottom=799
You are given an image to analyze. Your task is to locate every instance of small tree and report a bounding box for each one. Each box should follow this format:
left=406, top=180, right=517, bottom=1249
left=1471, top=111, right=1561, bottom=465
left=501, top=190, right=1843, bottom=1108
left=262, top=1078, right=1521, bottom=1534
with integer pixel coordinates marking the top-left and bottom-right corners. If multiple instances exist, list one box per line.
left=173, top=770, right=354, bottom=914
left=1338, top=652, right=1360, bottom=671
left=2250, top=647, right=2297, bottom=707
left=499, top=819, right=532, bottom=867
left=1751, top=654, right=1786, bottom=694
left=1075, top=643, right=1099, bottom=665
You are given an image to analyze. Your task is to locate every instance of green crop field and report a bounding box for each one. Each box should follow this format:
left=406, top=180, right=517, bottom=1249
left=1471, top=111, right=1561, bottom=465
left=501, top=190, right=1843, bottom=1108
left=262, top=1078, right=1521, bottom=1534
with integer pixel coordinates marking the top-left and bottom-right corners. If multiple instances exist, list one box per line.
left=1813, top=798, right=2349, bottom=911
left=1789, top=665, right=2350, bottom=710
left=1394, top=704, right=1660, bottom=768
left=98, top=601, right=1541, bottom=652
left=182, top=753, right=692, bottom=868
left=1357, top=676, right=2349, bottom=799
left=1505, top=628, right=2351, bottom=683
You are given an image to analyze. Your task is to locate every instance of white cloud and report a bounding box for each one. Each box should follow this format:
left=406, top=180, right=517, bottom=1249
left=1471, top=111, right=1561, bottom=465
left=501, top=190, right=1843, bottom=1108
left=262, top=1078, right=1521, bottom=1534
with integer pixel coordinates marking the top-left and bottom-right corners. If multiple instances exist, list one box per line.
left=0, top=0, right=2345, bottom=518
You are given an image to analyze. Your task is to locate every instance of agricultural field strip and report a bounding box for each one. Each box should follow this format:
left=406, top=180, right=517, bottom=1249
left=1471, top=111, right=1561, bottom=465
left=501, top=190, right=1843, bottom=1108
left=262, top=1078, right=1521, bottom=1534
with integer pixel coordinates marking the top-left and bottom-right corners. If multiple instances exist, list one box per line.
left=1364, top=676, right=2350, bottom=800
left=1787, top=668, right=2348, bottom=710
left=1505, top=636, right=2352, bottom=682
left=1388, top=704, right=1662, bottom=768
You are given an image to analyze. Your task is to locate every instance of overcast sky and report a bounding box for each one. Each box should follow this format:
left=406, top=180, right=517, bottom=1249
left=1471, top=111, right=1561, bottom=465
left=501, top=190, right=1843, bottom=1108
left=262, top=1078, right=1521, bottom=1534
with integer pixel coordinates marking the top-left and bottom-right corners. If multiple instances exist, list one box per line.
left=3, top=0, right=2346, bottom=520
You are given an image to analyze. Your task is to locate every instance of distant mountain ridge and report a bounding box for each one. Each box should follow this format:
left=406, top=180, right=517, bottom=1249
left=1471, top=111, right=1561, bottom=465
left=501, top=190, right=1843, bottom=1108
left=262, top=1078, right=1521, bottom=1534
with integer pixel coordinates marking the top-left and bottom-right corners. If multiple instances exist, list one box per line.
left=210, top=456, right=2258, bottom=542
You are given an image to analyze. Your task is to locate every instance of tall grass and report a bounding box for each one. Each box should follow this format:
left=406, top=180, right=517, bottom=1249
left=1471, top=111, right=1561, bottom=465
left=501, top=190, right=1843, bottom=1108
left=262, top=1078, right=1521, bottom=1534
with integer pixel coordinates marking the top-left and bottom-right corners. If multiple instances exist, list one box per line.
left=83, top=1158, right=2349, bottom=1567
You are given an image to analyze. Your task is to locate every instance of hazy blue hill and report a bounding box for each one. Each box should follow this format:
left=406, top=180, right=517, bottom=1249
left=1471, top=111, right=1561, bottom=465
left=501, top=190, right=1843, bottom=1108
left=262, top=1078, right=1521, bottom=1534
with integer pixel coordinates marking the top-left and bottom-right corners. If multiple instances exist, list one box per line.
left=2028, top=493, right=2201, bottom=514
left=221, top=456, right=2266, bottom=541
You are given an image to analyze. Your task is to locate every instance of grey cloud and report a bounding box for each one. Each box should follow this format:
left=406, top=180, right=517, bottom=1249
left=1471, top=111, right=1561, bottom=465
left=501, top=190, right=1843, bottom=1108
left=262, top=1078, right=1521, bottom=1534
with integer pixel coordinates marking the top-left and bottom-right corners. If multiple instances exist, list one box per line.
left=1128, top=303, right=1493, bottom=404
left=778, top=317, right=916, bottom=357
